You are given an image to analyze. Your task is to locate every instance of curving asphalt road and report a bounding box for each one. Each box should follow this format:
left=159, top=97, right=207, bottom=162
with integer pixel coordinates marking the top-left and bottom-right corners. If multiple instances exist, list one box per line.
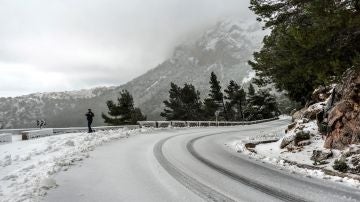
left=44, top=119, right=360, bottom=202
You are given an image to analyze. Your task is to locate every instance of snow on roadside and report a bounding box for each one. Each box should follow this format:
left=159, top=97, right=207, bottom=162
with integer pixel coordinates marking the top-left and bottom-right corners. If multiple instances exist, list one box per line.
left=0, top=127, right=153, bottom=202
left=227, top=125, right=286, bottom=155
left=227, top=121, right=360, bottom=189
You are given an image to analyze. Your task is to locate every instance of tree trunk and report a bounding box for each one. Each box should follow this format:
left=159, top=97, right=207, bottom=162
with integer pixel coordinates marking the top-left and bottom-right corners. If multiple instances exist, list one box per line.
left=221, top=99, right=228, bottom=121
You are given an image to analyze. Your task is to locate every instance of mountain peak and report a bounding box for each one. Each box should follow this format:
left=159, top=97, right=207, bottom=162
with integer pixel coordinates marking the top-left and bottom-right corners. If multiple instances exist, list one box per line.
left=0, top=19, right=265, bottom=128
left=197, top=19, right=263, bottom=52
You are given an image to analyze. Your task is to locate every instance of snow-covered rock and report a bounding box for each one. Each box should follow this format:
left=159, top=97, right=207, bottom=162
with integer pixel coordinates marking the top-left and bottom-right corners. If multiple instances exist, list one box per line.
left=324, top=69, right=360, bottom=150
left=311, top=150, right=333, bottom=163
left=280, top=119, right=319, bottom=149
left=227, top=70, right=360, bottom=187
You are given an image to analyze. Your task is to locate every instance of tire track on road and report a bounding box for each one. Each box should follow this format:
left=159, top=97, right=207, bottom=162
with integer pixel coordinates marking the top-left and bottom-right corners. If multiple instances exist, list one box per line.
left=187, top=134, right=307, bottom=202
left=154, top=132, right=236, bottom=202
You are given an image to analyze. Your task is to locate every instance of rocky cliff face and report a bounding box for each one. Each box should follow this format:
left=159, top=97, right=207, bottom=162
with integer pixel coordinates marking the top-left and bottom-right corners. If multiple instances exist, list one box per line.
left=281, top=69, right=360, bottom=151
left=324, top=69, right=360, bottom=149
left=279, top=69, right=360, bottom=175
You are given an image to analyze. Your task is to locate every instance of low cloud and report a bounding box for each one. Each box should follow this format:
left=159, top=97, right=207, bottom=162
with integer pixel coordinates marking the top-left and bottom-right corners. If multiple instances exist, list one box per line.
left=0, top=0, right=256, bottom=97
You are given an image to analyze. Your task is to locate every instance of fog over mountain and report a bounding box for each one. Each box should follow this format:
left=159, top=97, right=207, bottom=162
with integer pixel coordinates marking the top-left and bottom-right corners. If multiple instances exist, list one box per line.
left=0, top=19, right=265, bottom=128
left=0, top=0, right=255, bottom=97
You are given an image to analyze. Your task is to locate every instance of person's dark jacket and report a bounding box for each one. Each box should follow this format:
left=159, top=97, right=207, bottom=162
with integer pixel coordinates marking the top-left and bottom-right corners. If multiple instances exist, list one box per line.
left=86, top=112, right=94, bottom=122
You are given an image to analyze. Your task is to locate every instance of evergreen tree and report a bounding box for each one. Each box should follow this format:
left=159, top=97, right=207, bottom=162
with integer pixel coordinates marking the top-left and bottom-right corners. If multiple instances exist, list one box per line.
left=204, top=72, right=228, bottom=120
left=202, top=98, right=219, bottom=120
left=131, top=108, right=147, bottom=124
left=276, top=94, right=301, bottom=115
left=160, top=83, right=182, bottom=120
left=102, top=90, right=146, bottom=125
left=161, top=83, right=203, bottom=120
left=224, top=80, right=246, bottom=121
left=244, top=83, right=257, bottom=119
left=248, top=83, right=255, bottom=96
left=249, top=0, right=360, bottom=105
left=244, top=88, right=279, bottom=121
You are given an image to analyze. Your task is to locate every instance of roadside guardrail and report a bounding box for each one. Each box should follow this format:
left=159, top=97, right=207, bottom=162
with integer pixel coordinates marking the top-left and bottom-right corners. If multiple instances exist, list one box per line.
left=22, top=128, right=54, bottom=140
left=0, top=125, right=140, bottom=136
left=0, top=133, right=12, bottom=143
left=0, top=125, right=140, bottom=142
left=1, top=118, right=278, bottom=142
left=138, top=117, right=279, bottom=128
left=52, top=125, right=139, bottom=134
left=20, top=125, right=140, bottom=140
left=0, top=128, right=38, bottom=135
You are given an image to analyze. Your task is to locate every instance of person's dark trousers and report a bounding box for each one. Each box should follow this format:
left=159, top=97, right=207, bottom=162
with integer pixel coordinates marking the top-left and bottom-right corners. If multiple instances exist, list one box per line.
left=88, top=121, right=93, bottom=133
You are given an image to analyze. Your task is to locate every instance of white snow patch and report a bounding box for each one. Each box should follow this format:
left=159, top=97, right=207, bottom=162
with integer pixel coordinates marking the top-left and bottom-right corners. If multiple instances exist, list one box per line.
left=227, top=121, right=360, bottom=189
left=0, top=128, right=154, bottom=202
left=242, top=70, right=256, bottom=84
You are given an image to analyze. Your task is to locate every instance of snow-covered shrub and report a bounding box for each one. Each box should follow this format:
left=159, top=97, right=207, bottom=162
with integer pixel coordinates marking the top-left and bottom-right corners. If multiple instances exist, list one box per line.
left=333, top=159, right=349, bottom=172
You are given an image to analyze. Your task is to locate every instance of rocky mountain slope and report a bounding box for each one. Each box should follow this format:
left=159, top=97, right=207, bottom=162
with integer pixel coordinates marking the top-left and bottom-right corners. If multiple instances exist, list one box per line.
left=324, top=69, right=360, bottom=149
left=240, top=69, right=360, bottom=180
left=0, top=19, right=265, bottom=129
left=272, top=69, right=360, bottom=175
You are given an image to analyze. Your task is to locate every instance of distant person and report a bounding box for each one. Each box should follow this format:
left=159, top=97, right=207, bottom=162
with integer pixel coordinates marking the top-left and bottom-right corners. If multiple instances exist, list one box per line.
left=36, top=119, right=46, bottom=129
left=40, top=119, right=46, bottom=128
left=85, top=109, right=95, bottom=133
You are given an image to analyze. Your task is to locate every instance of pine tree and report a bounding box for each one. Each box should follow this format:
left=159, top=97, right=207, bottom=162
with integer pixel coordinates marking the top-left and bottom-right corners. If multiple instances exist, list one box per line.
left=244, top=88, right=279, bottom=121
left=224, top=80, right=246, bottom=121
left=102, top=90, right=146, bottom=125
left=248, top=83, right=255, bottom=96
left=180, top=83, right=204, bottom=120
left=202, top=99, right=219, bottom=120
left=204, top=72, right=228, bottom=120
left=249, top=0, right=360, bottom=105
left=160, top=83, right=182, bottom=120
left=131, top=108, right=147, bottom=124
left=244, top=83, right=257, bottom=120
left=161, top=83, right=203, bottom=120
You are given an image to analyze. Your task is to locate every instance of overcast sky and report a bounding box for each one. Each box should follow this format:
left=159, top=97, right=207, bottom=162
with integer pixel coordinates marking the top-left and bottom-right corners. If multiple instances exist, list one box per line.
left=0, top=0, right=256, bottom=97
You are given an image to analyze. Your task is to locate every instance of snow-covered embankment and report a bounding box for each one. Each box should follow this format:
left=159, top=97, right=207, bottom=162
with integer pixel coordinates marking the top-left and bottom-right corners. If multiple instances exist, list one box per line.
left=0, top=128, right=152, bottom=202
left=228, top=114, right=360, bottom=189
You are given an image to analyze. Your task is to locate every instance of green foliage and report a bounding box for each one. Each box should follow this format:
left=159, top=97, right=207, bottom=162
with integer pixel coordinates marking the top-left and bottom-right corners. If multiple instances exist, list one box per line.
left=248, top=83, right=255, bottom=96
left=131, top=108, right=147, bottom=125
left=224, top=80, right=247, bottom=121
left=276, top=94, right=301, bottom=114
left=202, top=98, right=218, bottom=121
left=204, top=72, right=228, bottom=120
left=102, top=90, right=146, bottom=125
left=333, top=159, right=349, bottom=172
left=249, top=0, right=360, bottom=105
left=161, top=75, right=280, bottom=121
left=244, top=87, right=279, bottom=121
left=160, top=83, right=204, bottom=121
left=208, top=72, right=224, bottom=101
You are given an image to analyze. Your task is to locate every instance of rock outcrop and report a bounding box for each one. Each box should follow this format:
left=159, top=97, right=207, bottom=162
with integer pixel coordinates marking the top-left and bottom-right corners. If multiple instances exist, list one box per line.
left=291, top=86, right=331, bottom=122
left=277, top=69, right=359, bottom=174
left=280, top=86, right=331, bottom=150
left=324, top=69, right=360, bottom=150
left=311, top=150, right=333, bottom=163
left=280, top=118, right=317, bottom=149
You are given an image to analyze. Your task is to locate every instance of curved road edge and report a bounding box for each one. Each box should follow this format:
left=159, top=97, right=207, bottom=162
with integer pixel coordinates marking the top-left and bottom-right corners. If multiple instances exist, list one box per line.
left=153, top=133, right=236, bottom=202
left=186, top=133, right=307, bottom=202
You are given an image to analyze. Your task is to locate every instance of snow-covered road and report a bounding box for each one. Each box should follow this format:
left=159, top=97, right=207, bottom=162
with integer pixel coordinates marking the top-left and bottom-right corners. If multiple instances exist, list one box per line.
left=44, top=120, right=360, bottom=202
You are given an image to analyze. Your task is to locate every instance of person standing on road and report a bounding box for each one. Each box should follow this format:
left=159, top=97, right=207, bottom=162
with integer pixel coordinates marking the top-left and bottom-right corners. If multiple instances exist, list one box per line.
left=85, top=109, right=95, bottom=133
